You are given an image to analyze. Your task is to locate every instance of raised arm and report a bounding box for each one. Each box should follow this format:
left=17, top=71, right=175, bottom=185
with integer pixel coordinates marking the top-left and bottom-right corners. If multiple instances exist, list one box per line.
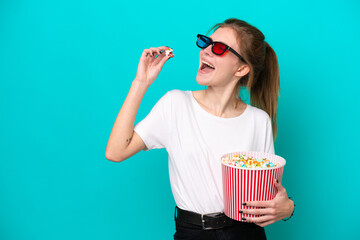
left=105, top=81, right=148, bottom=162
left=105, top=46, right=173, bottom=162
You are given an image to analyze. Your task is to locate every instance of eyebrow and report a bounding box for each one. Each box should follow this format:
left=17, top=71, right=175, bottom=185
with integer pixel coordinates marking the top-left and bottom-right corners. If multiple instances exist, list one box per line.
left=210, top=36, right=234, bottom=49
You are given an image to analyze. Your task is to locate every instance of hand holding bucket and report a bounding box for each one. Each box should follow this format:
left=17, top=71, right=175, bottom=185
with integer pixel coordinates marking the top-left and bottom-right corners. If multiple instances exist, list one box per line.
left=240, top=178, right=294, bottom=227
left=221, top=151, right=286, bottom=222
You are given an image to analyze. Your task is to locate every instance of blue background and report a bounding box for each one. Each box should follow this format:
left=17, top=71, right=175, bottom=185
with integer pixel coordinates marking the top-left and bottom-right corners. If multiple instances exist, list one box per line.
left=1, top=0, right=359, bottom=239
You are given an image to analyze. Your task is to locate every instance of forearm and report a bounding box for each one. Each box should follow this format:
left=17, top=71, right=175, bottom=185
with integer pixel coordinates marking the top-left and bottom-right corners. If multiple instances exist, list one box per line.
left=105, top=79, right=149, bottom=160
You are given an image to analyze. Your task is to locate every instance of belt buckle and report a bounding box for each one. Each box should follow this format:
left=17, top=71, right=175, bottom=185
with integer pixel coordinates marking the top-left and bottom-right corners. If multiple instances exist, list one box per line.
left=201, top=212, right=223, bottom=230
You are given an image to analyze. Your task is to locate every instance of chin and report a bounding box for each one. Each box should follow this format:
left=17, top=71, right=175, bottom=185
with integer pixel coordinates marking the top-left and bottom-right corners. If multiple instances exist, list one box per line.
left=196, top=73, right=212, bottom=86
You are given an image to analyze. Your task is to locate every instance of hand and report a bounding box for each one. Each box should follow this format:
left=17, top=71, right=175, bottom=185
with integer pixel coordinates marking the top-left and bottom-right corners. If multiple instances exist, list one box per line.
left=134, top=46, right=174, bottom=87
left=241, top=178, right=294, bottom=227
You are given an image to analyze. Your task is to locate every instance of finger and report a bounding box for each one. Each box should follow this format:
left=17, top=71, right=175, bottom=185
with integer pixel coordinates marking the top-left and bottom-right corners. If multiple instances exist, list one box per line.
left=153, top=52, right=166, bottom=64
left=273, top=179, right=287, bottom=198
left=157, top=50, right=170, bottom=57
left=160, top=52, right=172, bottom=64
left=149, top=47, right=160, bottom=57
left=153, top=48, right=171, bottom=63
left=142, top=47, right=170, bottom=58
left=143, top=49, right=154, bottom=58
left=242, top=215, right=273, bottom=223
left=157, top=47, right=173, bottom=58
left=255, top=219, right=276, bottom=227
left=156, top=48, right=162, bottom=56
left=150, top=47, right=170, bottom=57
left=143, top=48, right=158, bottom=58
left=141, top=49, right=151, bottom=57
left=153, top=52, right=172, bottom=70
left=244, top=200, right=274, bottom=208
left=240, top=207, right=274, bottom=216
left=274, top=178, right=286, bottom=194
left=158, top=46, right=173, bottom=57
left=158, top=46, right=172, bottom=52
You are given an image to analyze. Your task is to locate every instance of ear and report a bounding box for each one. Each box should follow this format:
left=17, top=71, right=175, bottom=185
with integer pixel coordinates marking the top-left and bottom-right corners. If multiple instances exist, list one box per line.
left=234, top=65, right=249, bottom=78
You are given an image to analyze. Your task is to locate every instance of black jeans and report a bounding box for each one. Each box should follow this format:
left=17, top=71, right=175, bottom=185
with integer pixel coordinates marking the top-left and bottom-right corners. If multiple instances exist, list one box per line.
left=173, top=212, right=266, bottom=240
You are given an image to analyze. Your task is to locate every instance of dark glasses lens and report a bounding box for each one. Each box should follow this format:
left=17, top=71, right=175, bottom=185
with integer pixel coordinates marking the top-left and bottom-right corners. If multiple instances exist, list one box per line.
left=212, top=42, right=227, bottom=55
left=196, top=34, right=228, bottom=56
left=197, top=35, right=211, bottom=48
left=196, top=34, right=247, bottom=64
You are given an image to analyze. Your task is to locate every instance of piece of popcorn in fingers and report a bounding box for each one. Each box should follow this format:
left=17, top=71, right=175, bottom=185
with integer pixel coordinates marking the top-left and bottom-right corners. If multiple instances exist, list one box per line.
left=165, top=48, right=173, bottom=56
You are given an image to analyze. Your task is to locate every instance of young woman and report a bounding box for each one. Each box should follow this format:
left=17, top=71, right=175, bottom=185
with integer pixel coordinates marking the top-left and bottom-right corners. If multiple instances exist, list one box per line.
left=105, top=18, right=294, bottom=240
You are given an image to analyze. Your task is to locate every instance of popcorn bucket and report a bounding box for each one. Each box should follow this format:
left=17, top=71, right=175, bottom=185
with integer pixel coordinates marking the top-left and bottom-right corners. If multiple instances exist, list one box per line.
left=221, top=151, right=286, bottom=222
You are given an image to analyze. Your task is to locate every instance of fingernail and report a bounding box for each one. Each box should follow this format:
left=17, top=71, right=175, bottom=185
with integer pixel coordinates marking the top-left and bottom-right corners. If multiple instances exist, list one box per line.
left=239, top=210, right=243, bottom=213
left=276, top=179, right=279, bottom=183
left=242, top=203, right=246, bottom=206
left=242, top=218, right=246, bottom=221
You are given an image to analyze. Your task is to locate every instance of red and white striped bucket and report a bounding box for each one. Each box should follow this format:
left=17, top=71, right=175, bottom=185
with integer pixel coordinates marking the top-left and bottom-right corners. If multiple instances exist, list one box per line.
left=221, top=151, right=286, bottom=222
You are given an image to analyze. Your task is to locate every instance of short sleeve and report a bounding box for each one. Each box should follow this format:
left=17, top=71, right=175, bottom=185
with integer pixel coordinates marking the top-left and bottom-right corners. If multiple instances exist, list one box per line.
left=265, top=117, right=275, bottom=154
left=134, top=91, right=172, bottom=151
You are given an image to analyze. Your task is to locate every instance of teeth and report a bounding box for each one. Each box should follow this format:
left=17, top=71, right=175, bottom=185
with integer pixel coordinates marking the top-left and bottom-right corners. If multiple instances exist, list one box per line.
left=202, top=61, right=215, bottom=69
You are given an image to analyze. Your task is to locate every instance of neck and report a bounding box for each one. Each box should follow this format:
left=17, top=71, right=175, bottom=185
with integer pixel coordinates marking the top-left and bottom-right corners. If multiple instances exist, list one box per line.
left=198, top=86, right=244, bottom=118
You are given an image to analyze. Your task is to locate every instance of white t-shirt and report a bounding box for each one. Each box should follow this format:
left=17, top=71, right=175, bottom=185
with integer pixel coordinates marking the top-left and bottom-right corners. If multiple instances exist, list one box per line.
left=134, top=90, right=275, bottom=214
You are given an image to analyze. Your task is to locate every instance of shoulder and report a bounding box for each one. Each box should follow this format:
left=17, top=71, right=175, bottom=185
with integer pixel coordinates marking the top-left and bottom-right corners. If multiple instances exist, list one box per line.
left=167, top=89, right=189, bottom=97
left=154, top=89, right=191, bottom=108
left=164, top=89, right=191, bottom=102
left=247, top=104, right=271, bottom=123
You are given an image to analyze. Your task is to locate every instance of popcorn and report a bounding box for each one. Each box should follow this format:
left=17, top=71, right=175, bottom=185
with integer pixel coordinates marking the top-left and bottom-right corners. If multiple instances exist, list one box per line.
left=165, top=47, right=173, bottom=56
left=222, top=154, right=279, bottom=168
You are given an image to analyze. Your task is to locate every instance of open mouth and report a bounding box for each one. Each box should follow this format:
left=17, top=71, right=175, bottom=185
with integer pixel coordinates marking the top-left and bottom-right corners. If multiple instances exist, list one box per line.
left=199, top=61, right=215, bottom=74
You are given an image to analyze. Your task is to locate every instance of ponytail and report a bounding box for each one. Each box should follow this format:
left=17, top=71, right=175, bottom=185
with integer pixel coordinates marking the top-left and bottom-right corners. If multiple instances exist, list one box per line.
left=250, top=42, right=280, bottom=139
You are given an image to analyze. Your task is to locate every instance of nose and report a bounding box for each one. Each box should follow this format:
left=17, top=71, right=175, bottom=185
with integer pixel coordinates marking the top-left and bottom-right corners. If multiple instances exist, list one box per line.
left=202, top=44, right=214, bottom=57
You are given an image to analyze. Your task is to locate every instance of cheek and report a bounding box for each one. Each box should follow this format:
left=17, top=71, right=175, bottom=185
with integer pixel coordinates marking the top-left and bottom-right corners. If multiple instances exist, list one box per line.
left=216, top=62, right=236, bottom=78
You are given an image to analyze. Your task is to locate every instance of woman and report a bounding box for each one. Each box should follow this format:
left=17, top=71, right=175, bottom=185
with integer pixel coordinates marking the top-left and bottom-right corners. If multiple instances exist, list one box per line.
left=105, top=18, right=294, bottom=240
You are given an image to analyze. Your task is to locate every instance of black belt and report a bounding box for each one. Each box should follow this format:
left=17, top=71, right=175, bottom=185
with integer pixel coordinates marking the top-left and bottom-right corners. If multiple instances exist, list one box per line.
left=174, top=206, right=235, bottom=230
